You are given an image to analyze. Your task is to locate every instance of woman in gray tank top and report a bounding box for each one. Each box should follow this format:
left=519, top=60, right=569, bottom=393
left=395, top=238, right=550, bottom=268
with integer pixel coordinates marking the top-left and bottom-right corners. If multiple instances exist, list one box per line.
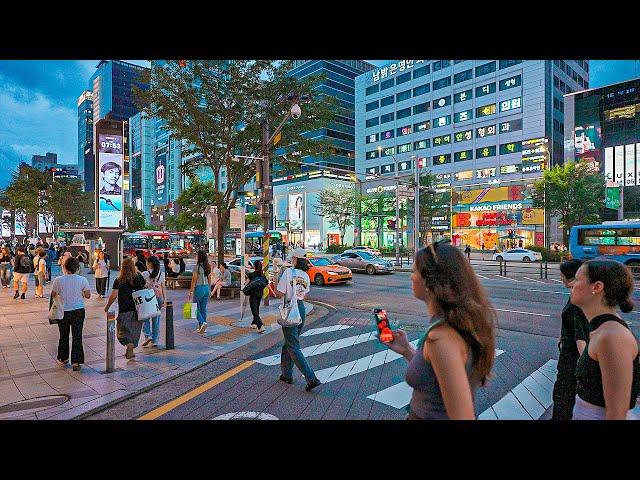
left=383, top=241, right=497, bottom=419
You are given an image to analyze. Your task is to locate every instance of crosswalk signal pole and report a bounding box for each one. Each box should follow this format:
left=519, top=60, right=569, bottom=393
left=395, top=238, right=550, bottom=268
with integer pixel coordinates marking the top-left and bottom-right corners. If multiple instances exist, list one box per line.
left=261, top=121, right=271, bottom=306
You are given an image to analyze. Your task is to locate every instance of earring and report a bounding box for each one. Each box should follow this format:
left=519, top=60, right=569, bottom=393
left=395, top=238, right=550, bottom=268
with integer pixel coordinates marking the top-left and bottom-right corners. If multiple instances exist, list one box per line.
left=591, top=291, right=596, bottom=295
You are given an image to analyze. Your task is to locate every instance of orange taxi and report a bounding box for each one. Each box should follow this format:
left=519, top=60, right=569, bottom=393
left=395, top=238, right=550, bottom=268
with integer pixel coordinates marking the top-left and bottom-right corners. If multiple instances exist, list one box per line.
left=300, top=256, right=352, bottom=286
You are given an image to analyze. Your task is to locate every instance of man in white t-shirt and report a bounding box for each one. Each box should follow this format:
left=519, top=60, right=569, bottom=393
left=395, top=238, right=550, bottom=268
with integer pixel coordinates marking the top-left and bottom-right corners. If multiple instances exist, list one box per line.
left=275, top=248, right=320, bottom=392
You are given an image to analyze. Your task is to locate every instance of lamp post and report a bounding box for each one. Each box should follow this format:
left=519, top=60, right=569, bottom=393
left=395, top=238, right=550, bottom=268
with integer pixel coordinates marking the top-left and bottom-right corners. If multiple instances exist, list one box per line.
left=412, top=155, right=420, bottom=254
left=257, top=93, right=307, bottom=305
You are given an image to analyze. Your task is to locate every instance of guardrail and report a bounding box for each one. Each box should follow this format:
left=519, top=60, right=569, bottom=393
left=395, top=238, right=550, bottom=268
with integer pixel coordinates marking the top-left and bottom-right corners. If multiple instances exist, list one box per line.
left=467, top=259, right=556, bottom=279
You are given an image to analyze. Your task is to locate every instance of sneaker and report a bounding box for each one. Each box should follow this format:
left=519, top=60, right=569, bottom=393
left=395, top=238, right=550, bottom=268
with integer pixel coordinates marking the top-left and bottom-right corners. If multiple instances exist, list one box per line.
left=149, top=341, right=158, bottom=348
left=305, top=378, right=322, bottom=392
left=257, top=325, right=266, bottom=333
left=56, top=358, right=69, bottom=367
left=199, top=322, right=208, bottom=334
left=20, top=293, right=25, bottom=300
left=142, top=338, right=153, bottom=348
left=250, top=323, right=258, bottom=329
left=13, top=291, right=19, bottom=299
left=193, top=327, right=202, bottom=333
left=72, top=364, right=81, bottom=371
left=125, top=343, right=135, bottom=359
left=279, top=375, right=293, bottom=384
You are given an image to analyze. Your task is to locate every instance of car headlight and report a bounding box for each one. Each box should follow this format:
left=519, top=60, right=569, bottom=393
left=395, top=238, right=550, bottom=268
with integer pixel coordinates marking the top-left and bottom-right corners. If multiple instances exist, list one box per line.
left=327, top=271, right=339, bottom=275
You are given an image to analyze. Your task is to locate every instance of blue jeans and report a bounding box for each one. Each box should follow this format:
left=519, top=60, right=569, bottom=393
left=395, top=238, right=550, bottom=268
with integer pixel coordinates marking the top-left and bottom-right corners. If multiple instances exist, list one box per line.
left=193, top=285, right=210, bottom=326
left=143, top=297, right=162, bottom=344
left=281, top=300, right=317, bottom=382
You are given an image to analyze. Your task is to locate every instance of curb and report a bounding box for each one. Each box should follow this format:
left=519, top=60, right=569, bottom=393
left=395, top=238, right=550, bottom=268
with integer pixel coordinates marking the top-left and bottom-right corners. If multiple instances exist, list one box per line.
left=75, top=301, right=331, bottom=419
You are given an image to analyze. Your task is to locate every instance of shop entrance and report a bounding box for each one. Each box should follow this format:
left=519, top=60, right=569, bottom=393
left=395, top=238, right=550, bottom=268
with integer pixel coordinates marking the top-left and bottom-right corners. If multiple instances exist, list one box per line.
left=289, top=231, right=304, bottom=247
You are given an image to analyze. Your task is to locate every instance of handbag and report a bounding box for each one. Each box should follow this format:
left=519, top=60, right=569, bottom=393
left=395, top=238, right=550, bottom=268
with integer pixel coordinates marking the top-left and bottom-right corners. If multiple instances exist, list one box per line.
left=48, top=294, right=65, bottom=324
left=132, top=288, right=160, bottom=321
left=277, top=269, right=302, bottom=327
left=183, top=302, right=197, bottom=319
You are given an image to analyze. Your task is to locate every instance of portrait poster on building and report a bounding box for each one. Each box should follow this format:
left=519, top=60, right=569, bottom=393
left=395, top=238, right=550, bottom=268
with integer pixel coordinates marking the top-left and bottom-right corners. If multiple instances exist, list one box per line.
left=1, top=210, right=11, bottom=237
left=288, top=193, right=304, bottom=230
left=14, top=210, right=26, bottom=236
left=38, top=213, right=55, bottom=234
left=97, top=133, right=124, bottom=228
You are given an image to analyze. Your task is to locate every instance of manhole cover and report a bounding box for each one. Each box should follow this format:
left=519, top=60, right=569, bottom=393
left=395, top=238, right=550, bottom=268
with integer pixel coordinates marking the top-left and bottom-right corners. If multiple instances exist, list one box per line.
left=0, top=395, right=70, bottom=419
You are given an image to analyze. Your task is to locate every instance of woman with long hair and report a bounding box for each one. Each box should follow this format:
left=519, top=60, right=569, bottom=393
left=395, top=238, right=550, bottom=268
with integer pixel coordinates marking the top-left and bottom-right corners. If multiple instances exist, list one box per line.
left=189, top=250, right=212, bottom=334
left=141, top=255, right=165, bottom=348
left=93, top=250, right=109, bottom=298
left=383, top=241, right=497, bottom=419
left=569, top=260, right=640, bottom=419
left=242, top=260, right=268, bottom=333
left=104, top=257, right=146, bottom=359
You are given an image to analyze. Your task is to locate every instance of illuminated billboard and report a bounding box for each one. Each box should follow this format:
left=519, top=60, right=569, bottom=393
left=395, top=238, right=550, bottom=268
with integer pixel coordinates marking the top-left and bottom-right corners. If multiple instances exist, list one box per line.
left=288, top=193, right=304, bottom=230
left=1, top=210, right=11, bottom=237
left=155, top=153, right=167, bottom=204
left=38, top=213, right=55, bottom=234
left=96, top=120, right=124, bottom=228
left=15, top=210, right=26, bottom=236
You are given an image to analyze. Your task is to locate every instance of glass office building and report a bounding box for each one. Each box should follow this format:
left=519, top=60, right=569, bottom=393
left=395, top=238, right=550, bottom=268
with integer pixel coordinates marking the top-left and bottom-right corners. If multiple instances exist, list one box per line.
left=355, top=59, right=588, bottom=249
left=564, top=77, right=640, bottom=220
left=77, top=90, right=93, bottom=188
left=288, top=60, right=376, bottom=172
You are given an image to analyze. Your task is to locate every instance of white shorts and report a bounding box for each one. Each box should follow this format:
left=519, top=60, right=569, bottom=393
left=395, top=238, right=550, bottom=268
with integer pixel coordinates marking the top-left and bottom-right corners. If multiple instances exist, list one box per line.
left=13, top=272, right=29, bottom=285
left=573, top=395, right=640, bottom=420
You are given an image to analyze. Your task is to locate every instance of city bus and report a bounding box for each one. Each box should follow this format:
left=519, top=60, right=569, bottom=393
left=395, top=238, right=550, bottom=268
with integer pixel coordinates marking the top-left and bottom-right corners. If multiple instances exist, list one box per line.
left=170, top=231, right=205, bottom=253
left=123, top=231, right=172, bottom=258
left=569, top=222, right=640, bottom=267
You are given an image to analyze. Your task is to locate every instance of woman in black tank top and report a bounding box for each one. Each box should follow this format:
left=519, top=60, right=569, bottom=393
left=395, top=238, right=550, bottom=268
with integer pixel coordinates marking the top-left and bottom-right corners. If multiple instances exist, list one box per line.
left=569, top=260, right=640, bottom=420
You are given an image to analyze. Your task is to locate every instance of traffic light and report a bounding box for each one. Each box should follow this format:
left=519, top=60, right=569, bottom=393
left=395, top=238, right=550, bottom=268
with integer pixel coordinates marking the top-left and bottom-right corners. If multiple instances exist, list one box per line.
left=387, top=219, right=396, bottom=230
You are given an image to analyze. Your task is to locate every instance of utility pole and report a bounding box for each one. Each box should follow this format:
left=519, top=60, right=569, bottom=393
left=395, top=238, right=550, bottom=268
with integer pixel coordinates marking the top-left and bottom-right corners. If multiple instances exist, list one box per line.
left=259, top=121, right=272, bottom=306
left=414, top=157, right=420, bottom=254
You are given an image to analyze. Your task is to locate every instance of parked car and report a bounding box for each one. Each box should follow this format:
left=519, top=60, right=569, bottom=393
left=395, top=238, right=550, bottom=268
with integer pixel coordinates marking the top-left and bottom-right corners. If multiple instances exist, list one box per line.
left=330, top=251, right=394, bottom=275
left=227, top=256, right=263, bottom=273
left=344, top=245, right=382, bottom=257
left=297, top=256, right=352, bottom=286
left=169, top=246, right=190, bottom=258
left=492, top=248, right=542, bottom=263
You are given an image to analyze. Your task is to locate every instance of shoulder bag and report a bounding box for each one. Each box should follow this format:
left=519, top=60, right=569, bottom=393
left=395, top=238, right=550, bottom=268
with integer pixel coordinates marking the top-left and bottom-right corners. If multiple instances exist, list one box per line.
left=278, top=269, right=302, bottom=327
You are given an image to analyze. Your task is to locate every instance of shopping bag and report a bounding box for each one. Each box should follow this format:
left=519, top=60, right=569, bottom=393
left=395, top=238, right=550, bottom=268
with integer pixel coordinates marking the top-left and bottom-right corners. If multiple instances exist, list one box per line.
left=277, top=269, right=301, bottom=327
left=48, top=294, right=65, bottom=324
left=183, top=302, right=191, bottom=318
left=132, top=288, right=160, bottom=321
left=190, top=302, right=198, bottom=319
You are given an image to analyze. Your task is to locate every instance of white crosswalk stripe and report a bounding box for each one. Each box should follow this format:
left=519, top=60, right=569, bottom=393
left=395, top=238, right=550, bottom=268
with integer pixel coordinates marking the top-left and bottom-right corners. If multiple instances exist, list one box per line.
left=253, top=331, right=378, bottom=366
left=478, top=359, right=557, bottom=420
left=367, top=349, right=505, bottom=409
left=300, top=325, right=353, bottom=337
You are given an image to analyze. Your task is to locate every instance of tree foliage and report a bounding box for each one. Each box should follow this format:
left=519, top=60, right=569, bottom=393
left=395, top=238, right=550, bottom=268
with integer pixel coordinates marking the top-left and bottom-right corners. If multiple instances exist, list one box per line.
left=0, top=166, right=94, bottom=235
left=532, top=161, right=605, bottom=245
left=314, top=188, right=358, bottom=245
left=134, top=60, right=336, bottom=263
left=124, top=206, right=147, bottom=232
left=166, top=179, right=219, bottom=232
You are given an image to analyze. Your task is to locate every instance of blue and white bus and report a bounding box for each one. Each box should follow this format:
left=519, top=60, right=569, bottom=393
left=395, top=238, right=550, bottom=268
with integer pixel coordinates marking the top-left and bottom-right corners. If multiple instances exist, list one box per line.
left=569, top=222, right=640, bottom=267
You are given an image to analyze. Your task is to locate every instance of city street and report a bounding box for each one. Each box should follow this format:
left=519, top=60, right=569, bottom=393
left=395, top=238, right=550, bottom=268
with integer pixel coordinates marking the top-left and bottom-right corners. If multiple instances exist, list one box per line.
left=85, top=266, right=640, bottom=420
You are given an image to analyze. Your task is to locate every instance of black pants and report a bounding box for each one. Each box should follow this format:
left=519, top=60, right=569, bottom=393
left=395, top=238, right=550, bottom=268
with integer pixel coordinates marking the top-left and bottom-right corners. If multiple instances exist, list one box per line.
left=95, top=277, right=107, bottom=296
left=57, top=308, right=85, bottom=364
left=551, top=345, right=579, bottom=420
left=249, top=295, right=263, bottom=329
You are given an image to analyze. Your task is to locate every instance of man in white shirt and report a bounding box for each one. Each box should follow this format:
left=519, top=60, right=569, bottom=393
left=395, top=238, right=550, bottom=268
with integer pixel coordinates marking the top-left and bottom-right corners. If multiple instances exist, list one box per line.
left=275, top=248, right=320, bottom=392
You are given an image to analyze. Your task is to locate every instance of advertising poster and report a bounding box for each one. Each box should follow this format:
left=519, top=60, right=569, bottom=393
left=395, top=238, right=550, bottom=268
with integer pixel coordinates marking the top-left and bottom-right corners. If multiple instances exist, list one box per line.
left=288, top=193, right=304, bottom=230
left=155, top=153, right=167, bottom=204
left=97, top=133, right=124, bottom=228
left=15, top=210, right=26, bottom=236
left=1, top=210, right=11, bottom=237
left=38, top=213, right=55, bottom=234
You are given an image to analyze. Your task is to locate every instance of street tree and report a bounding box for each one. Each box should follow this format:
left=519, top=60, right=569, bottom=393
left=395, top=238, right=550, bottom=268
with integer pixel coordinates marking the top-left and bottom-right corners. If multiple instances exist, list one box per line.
left=124, top=205, right=147, bottom=232
left=532, top=161, right=605, bottom=246
left=408, top=171, right=451, bottom=247
left=0, top=166, right=51, bottom=236
left=47, top=179, right=94, bottom=226
left=314, top=188, right=357, bottom=245
left=134, top=60, right=336, bottom=263
left=166, top=179, right=219, bottom=232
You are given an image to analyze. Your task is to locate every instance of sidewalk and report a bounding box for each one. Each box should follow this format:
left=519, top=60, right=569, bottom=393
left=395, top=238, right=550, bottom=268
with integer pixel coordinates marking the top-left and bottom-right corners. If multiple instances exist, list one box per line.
left=0, top=266, right=313, bottom=420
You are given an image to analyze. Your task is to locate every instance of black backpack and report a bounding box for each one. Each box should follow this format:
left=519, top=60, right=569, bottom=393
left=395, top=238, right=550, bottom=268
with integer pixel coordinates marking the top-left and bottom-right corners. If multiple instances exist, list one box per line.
left=19, top=255, right=32, bottom=272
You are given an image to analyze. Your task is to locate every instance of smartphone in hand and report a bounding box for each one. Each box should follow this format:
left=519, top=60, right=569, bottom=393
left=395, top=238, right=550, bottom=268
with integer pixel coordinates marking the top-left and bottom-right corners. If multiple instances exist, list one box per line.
left=373, top=308, right=393, bottom=343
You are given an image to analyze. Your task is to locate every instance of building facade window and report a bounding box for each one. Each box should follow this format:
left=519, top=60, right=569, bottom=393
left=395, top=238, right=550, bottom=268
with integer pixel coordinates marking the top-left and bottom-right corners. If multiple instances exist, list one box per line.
left=413, top=83, right=430, bottom=97
left=454, top=69, right=473, bottom=84
left=454, top=110, right=473, bottom=123
left=433, top=115, right=451, bottom=128
left=499, top=141, right=522, bottom=155
left=476, top=145, right=496, bottom=158
left=454, top=129, right=473, bottom=142
left=499, top=74, right=521, bottom=91
left=498, top=60, right=522, bottom=69
left=397, top=107, right=411, bottom=119
left=413, top=102, right=430, bottom=115
left=476, top=82, right=496, bottom=98
left=433, top=76, right=452, bottom=91
left=414, top=120, right=431, bottom=132
left=454, top=150, right=473, bottom=162
left=454, top=89, right=472, bottom=103
left=475, top=61, right=497, bottom=77
left=366, top=84, right=379, bottom=96
left=366, top=117, right=379, bottom=128
left=413, top=65, right=430, bottom=79
left=396, top=89, right=412, bottom=102
left=397, top=125, right=412, bottom=136
left=366, top=100, right=379, bottom=112
left=381, top=78, right=394, bottom=90
left=414, top=139, right=430, bottom=150
left=433, top=153, right=451, bottom=165
left=396, top=72, right=411, bottom=84
left=381, top=95, right=394, bottom=107
left=380, top=112, right=395, bottom=123
left=433, top=96, right=452, bottom=109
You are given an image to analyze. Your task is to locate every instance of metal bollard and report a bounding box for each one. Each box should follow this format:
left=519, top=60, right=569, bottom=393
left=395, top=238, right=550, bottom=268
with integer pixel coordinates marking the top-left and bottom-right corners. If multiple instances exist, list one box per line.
left=165, top=301, right=174, bottom=350
left=545, top=261, right=548, bottom=279
left=540, top=261, right=543, bottom=279
left=106, top=311, right=116, bottom=373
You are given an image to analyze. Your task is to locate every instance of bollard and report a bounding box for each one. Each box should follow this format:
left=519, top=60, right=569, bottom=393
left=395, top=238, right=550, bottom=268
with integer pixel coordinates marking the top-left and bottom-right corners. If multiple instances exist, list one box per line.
left=106, top=311, right=116, bottom=373
left=540, top=261, right=543, bottom=279
left=503, top=260, right=507, bottom=277
left=545, top=261, right=548, bottom=279
left=165, top=301, right=174, bottom=350
left=499, top=260, right=503, bottom=276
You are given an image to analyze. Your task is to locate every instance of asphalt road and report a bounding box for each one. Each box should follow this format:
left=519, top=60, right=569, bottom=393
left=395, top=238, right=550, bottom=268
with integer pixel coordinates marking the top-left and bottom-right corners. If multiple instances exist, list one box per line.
left=86, top=262, right=640, bottom=420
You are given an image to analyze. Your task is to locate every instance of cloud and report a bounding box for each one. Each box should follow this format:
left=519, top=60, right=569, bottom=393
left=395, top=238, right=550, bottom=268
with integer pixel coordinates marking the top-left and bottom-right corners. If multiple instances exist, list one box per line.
left=0, top=74, right=77, bottom=188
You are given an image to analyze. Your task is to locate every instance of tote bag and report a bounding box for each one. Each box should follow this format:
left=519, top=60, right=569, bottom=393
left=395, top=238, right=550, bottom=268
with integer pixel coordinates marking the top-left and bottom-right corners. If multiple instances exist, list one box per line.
left=277, top=269, right=302, bottom=327
left=48, top=294, right=65, bottom=324
left=132, top=288, right=160, bottom=321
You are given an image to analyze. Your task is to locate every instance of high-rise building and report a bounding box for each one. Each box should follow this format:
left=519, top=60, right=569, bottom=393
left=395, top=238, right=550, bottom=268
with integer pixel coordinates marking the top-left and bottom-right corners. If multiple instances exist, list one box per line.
left=129, top=112, right=156, bottom=221
left=355, top=60, right=588, bottom=249
left=564, top=77, right=640, bottom=220
left=87, top=60, right=149, bottom=195
left=31, top=152, right=58, bottom=171
left=287, top=60, right=376, bottom=171
left=77, top=90, right=93, bottom=189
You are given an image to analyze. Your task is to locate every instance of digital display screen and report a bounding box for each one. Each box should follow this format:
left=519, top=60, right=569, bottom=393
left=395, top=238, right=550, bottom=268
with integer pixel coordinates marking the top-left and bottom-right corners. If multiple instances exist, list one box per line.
left=288, top=193, right=304, bottom=230
left=155, top=153, right=167, bottom=204
left=97, top=129, right=124, bottom=228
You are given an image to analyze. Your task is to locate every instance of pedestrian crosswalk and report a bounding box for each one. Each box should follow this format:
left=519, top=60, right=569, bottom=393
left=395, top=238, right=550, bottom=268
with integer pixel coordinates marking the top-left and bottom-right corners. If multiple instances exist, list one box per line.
left=254, top=323, right=563, bottom=420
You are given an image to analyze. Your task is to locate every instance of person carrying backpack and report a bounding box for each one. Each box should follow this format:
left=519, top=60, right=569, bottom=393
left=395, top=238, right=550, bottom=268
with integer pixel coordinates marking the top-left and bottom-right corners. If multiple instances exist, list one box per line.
left=12, top=246, right=32, bottom=299
left=141, top=255, right=165, bottom=348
